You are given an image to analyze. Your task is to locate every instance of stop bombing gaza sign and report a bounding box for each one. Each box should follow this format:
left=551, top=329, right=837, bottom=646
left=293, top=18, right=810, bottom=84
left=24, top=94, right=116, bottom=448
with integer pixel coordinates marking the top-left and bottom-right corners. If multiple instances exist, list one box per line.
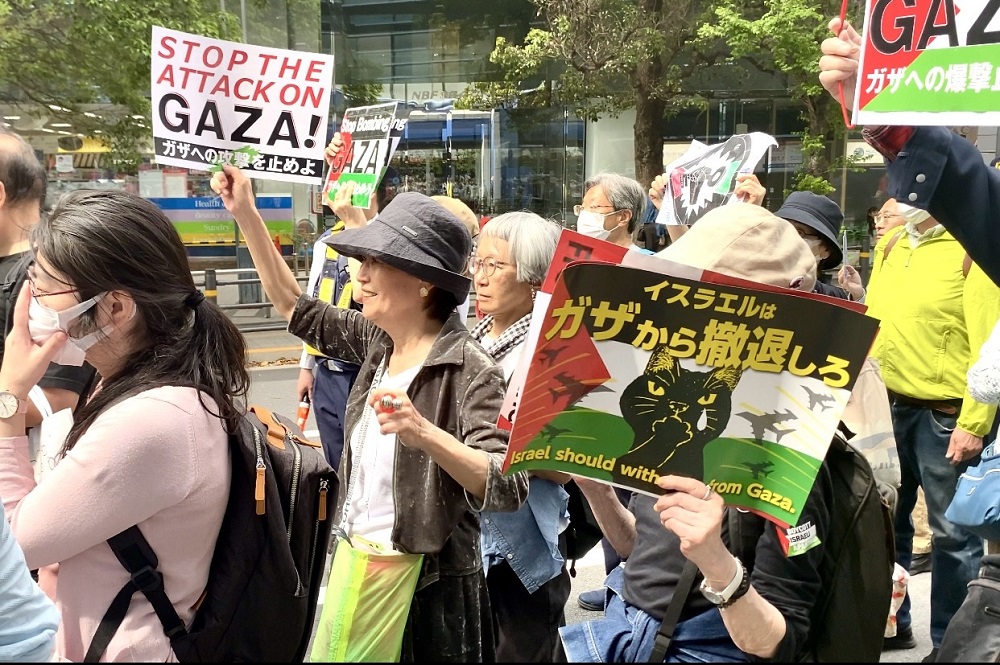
left=854, top=0, right=1000, bottom=125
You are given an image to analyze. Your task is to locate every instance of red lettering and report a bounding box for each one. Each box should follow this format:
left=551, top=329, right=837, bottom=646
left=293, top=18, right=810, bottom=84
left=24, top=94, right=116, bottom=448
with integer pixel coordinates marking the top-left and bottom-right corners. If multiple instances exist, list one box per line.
left=209, top=74, right=230, bottom=96
left=181, top=39, right=201, bottom=63
left=157, top=35, right=176, bottom=59
left=305, top=60, right=324, bottom=82
left=278, top=57, right=302, bottom=79
left=253, top=80, right=274, bottom=103
left=234, top=78, right=254, bottom=100
left=279, top=84, right=301, bottom=105
left=203, top=45, right=224, bottom=68
left=155, top=64, right=174, bottom=86
left=258, top=53, right=278, bottom=76
left=228, top=49, right=249, bottom=71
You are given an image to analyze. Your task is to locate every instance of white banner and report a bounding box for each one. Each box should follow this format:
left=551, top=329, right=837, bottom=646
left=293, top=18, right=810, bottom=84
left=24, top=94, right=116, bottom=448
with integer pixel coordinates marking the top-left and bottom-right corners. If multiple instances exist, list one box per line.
left=150, top=26, right=334, bottom=185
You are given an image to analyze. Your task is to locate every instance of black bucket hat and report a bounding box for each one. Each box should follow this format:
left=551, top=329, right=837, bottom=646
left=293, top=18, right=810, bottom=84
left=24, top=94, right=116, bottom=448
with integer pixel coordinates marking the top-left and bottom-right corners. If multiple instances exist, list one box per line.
left=324, top=192, right=472, bottom=301
left=775, top=191, right=844, bottom=270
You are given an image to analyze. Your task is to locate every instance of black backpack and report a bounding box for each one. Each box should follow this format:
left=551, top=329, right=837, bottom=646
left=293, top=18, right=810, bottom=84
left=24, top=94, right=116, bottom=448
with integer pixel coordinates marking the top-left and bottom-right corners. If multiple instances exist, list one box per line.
left=650, top=434, right=896, bottom=663
left=563, top=479, right=606, bottom=576
left=937, top=554, right=1000, bottom=662
left=85, top=405, right=338, bottom=662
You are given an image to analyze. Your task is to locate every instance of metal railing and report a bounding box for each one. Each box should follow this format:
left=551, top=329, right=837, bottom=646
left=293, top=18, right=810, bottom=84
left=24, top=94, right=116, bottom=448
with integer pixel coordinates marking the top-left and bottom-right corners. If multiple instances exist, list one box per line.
left=191, top=267, right=309, bottom=333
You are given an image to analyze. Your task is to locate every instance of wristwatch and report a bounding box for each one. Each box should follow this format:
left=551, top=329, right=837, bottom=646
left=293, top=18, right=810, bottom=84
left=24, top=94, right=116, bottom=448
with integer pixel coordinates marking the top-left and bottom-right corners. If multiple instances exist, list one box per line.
left=0, top=390, right=27, bottom=419
left=699, top=555, right=751, bottom=609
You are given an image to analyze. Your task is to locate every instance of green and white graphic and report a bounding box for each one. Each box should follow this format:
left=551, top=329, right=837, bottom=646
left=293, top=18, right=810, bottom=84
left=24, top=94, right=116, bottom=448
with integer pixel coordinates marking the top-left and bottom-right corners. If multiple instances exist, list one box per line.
left=855, top=0, right=1000, bottom=126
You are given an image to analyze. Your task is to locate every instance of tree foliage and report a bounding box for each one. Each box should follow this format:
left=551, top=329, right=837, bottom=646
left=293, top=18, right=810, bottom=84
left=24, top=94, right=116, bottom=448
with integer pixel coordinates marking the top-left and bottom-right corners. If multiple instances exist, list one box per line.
left=458, top=0, right=710, bottom=188
left=0, top=0, right=240, bottom=172
left=697, top=0, right=865, bottom=192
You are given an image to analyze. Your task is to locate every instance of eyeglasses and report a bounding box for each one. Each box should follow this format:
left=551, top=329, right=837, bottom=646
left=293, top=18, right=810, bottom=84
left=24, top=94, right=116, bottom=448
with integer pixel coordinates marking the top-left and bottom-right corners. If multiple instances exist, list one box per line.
left=874, top=212, right=902, bottom=223
left=573, top=205, right=616, bottom=216
left=469, top=255, right=512, bottom=277
left=26, top=261, right=79, bottom=298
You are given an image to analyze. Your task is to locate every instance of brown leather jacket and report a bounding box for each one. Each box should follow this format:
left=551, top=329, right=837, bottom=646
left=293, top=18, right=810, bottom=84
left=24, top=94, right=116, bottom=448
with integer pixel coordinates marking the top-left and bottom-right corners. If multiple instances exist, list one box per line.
left=288, top=294, right=528, bottom=566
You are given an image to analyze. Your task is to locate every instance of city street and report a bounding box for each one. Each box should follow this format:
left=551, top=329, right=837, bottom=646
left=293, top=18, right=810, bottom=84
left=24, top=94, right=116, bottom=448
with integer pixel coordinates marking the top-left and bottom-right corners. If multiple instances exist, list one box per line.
left=243, top=328, right=934, bottom=663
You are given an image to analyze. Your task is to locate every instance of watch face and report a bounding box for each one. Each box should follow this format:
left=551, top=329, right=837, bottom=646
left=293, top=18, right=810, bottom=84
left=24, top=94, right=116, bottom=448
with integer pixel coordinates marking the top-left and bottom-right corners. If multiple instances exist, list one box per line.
left=0, top=392, right=18, bottom=418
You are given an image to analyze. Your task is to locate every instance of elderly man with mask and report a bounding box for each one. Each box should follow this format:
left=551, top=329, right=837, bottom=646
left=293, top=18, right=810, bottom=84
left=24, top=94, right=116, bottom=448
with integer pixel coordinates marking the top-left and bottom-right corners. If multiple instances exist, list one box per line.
left=862, top=199, right=995, bottom=661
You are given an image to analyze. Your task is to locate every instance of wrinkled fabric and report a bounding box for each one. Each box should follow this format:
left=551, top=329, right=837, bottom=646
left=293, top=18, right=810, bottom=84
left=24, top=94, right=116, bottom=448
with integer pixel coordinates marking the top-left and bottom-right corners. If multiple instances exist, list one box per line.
left=288, top=295, right=528, bottom=660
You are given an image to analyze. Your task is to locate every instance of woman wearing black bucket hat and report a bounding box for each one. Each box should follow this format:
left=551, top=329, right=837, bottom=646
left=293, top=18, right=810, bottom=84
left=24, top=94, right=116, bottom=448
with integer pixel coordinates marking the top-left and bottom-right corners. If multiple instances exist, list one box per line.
left=211, top=166, right=528, bottom=662
left=773, top=191, right=855, bottom=301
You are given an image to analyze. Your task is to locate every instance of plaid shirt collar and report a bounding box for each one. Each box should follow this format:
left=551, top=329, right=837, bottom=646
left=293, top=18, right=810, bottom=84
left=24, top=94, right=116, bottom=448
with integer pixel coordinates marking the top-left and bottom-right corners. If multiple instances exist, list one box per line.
left=470, top=312, right=532, bottom=363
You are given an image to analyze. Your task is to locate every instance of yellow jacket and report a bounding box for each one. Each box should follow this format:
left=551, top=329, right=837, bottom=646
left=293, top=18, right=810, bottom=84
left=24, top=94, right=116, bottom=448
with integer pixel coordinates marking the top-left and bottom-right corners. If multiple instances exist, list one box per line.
left=866, top=226, right=996, bottom=436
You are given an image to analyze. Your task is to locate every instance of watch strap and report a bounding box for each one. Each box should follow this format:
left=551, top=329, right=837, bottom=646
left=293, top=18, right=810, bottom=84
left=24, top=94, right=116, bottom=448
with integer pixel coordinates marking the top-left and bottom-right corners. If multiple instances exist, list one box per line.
left=718, top=560, right=751, bottom=609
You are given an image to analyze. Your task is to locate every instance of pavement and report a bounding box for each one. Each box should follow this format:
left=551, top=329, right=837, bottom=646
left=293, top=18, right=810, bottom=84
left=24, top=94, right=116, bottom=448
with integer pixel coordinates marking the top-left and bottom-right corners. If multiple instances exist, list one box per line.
left=243, top=328, right=936, bottom=663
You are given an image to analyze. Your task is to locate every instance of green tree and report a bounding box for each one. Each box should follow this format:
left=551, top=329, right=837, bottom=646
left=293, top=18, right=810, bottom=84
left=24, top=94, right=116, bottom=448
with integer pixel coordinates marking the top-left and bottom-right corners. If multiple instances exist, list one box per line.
left=0, top=0, right=239, bottom=172
left=697, top=0, right=863, bottom=193
left=458, top=0, right=710, bottom=188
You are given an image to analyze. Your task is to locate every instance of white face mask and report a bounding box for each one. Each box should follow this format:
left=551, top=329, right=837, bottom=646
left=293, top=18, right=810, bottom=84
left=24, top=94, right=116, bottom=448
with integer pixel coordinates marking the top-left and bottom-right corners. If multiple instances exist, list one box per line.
left=27, top=293, right=110, bottom=366
left=576, top=210, right=614, bottom=240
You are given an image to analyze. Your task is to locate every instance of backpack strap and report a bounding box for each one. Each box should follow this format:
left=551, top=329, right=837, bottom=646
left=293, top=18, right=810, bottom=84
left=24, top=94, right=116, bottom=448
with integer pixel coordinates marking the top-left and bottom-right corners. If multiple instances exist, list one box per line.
left=648, top=560, right=700, bottom=663
left=85, top=526, right=187, bottom=662
left=648, top=507, right=764, bottom=662
left=879, top=228, right=903, bottom=271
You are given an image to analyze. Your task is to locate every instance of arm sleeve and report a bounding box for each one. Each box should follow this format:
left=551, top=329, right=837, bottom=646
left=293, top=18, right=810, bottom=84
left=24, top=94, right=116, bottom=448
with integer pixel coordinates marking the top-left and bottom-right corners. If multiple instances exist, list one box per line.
left=0, top=394, right=207, bottom=569
left=958, top=265, right=1000, bottom=432
left=747, top=469, right=831, bottom=662
left=883, top=126, right=1000, bottom=286
left=460, top=363, right=529, bottom=514
left=0, top=503, right=59, bottom=663
left=969, top=317, right=1000, bottom=406
left=287, top=293, right=375, bottom=366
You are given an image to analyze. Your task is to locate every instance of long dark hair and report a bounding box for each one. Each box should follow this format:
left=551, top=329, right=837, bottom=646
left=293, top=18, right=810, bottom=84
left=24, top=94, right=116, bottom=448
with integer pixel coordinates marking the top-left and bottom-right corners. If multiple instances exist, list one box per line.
left=32, top=190, right=250, bottom=450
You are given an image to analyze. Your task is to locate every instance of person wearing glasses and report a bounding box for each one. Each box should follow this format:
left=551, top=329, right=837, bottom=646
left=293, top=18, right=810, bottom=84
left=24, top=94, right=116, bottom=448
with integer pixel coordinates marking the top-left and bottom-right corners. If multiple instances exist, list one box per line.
left=468, top=211, right=573, bottom=661
left=575, top=173, right=648, bottom=251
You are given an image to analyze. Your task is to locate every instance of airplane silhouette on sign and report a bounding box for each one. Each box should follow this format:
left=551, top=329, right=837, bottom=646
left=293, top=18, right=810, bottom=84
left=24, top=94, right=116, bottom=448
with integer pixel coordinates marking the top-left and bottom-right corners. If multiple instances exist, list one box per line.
left=743, top=460, right=775, bottom=480
left=540, top=424, right=570, bottom=441
left=735, top=409, right=797, bottom=442
left=539, top=347, right=561, bottom=365
left=802, top=386, right=835, bottom=411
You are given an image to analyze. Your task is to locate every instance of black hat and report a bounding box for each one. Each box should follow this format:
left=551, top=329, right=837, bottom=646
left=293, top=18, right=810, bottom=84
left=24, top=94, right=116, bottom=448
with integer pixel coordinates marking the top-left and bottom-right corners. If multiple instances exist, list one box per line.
left=324, top=192, right=472, bottom=301
left=775, top=191, right=844, bottom=270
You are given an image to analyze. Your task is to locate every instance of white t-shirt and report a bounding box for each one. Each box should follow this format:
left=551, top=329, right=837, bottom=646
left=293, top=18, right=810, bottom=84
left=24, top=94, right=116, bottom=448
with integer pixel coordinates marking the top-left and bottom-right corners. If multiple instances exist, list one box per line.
left=344, top=363, right=420, bottom=545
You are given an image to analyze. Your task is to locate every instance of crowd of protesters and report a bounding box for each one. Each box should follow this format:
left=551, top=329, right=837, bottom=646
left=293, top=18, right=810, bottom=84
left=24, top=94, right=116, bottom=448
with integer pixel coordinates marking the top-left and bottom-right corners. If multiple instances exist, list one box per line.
left=2, top=13, right=1000, bottom=663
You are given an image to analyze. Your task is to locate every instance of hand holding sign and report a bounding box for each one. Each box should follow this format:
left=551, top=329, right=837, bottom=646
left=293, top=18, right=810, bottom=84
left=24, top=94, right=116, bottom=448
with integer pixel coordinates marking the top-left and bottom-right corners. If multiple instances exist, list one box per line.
left=210, top=165, right=255, bottom=220
left=819, top=17, right=862, bottom=112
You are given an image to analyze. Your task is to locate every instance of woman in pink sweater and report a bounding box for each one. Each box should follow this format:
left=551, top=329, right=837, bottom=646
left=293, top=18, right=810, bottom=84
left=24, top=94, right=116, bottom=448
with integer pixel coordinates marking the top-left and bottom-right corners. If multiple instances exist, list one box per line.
left=0, top=191, right=249, bottom=661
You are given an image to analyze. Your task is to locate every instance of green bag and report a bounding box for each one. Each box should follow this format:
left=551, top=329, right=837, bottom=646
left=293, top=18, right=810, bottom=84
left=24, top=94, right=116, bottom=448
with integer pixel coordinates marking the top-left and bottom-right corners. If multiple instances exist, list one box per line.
left=310, top=358, right=423, bottom=662
left=310, top=534, right=423, bottom=662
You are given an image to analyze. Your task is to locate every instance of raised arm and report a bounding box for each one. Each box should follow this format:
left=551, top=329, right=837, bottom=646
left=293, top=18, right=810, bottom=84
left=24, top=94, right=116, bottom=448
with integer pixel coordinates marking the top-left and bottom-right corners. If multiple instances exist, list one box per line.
left=211, top=166, right=301, bottom=320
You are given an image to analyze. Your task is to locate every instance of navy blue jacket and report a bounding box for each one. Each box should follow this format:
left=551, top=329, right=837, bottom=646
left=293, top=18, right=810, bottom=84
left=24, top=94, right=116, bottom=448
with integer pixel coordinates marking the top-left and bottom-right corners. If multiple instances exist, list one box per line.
left=884, top=126, right=1000, bottom=287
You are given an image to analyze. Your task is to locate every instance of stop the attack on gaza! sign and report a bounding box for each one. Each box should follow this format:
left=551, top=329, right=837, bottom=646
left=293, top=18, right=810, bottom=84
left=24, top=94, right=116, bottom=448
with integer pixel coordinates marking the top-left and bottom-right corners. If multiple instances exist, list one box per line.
left=151, top=26, right=334, bottom=184
left=855, top=0, right=1000, bottom=125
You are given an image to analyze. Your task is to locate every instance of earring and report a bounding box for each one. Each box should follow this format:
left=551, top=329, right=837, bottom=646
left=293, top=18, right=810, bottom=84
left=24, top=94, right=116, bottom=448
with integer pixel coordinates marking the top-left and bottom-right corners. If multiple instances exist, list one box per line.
left=530, top=287, right=537, bottom=303
left=419, top=287, right=429, bottom=298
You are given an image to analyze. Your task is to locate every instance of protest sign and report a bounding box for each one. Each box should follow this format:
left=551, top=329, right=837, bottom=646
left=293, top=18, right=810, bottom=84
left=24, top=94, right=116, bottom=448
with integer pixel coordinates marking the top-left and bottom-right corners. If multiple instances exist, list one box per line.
left=498, top=230, right=631, bottom=430
left=150, top=26, right=333, bottom=184
left=322, top=102, right=408, bottom=209
left=501, top=261, right=878, bottom=527
left=854, top=0, right=1000, bottom=126
left=655, top=133, right=776, bottom=227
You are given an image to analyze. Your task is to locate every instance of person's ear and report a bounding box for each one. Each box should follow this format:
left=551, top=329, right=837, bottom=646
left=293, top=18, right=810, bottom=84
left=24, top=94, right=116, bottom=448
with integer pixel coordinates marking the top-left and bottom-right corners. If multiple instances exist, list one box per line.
left=618, top=210, right=633, bottom=228
left=105, top=290, right=138, bottom=326
left=0, top=181, right=7, bottom=209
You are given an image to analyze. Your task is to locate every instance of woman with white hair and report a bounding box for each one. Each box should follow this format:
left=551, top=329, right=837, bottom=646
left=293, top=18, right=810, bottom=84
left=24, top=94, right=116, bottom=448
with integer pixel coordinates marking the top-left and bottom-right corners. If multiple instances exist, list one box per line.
left=575, top=173, right=648, bottom=251
left=470, top=211, right=572, bottom=661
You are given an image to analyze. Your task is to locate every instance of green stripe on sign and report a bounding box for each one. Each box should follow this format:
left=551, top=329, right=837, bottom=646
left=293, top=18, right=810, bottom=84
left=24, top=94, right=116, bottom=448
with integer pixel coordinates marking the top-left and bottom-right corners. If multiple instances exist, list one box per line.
left=865, top=44, right=1000, bottom=113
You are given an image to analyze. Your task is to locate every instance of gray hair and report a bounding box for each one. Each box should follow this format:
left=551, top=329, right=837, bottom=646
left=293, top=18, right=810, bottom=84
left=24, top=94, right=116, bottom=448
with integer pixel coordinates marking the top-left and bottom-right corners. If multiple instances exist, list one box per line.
left=584, top=172, right=647, bottom=237
left=479, top=211, right=562, bottom=285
